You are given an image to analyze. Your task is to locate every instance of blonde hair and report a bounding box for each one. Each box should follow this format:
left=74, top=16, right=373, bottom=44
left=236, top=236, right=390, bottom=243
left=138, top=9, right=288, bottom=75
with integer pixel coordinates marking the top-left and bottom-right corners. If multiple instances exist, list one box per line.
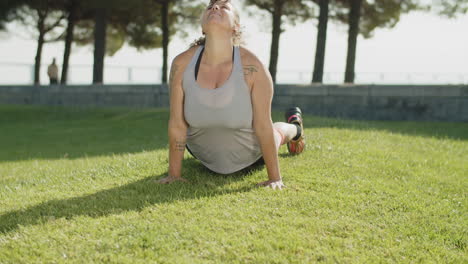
left=190, top=0, right=245, bottom=48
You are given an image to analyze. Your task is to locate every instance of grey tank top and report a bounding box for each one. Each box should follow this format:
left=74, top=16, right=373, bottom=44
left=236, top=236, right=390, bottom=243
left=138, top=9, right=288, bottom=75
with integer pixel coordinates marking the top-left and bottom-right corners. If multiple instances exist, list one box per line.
left=182, top=45, right=262, bottom=174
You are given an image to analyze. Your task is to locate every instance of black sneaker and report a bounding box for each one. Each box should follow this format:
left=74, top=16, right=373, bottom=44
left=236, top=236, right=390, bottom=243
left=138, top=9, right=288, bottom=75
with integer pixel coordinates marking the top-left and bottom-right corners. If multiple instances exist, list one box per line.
left=284, top=107, right=305, bottom=154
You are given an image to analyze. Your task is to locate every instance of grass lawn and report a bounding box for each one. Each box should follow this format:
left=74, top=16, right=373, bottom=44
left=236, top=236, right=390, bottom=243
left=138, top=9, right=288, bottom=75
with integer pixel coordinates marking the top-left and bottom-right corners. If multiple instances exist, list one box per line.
left=0, top=104, right=466, bottom=263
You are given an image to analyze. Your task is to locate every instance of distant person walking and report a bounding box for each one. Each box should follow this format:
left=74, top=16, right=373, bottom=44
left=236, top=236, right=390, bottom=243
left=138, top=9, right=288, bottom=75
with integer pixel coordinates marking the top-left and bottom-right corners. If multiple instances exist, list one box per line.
left=47, top=58, right=59, bottom=84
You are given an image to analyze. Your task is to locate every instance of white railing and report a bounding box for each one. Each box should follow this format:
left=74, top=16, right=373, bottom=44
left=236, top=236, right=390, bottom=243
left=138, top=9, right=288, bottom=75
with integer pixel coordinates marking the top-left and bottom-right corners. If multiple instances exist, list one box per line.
left=0, top=63, right=467, bottom=85
left=279, top=71, right=468, bottom=85
left=0, top=63, right=162, bottom=85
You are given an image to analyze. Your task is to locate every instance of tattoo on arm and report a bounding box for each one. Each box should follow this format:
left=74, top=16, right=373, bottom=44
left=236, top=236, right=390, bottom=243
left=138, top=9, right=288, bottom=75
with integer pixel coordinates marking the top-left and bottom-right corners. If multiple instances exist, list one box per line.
left=175, top=140, right=186, bottom=152
left=243, top=65, right=258, bottom=77
left=169, top=64, right=179, bottom=87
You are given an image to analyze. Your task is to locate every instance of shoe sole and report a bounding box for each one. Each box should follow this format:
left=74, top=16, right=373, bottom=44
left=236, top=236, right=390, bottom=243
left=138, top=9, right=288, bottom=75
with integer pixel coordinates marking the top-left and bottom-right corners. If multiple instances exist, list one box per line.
left=285, top=107, right=305, bottom=154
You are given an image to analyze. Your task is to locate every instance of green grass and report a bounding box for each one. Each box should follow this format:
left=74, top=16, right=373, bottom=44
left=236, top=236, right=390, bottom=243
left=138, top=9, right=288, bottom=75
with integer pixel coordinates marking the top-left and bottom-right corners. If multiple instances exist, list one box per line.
left=0, top=104, right=466, bottom=263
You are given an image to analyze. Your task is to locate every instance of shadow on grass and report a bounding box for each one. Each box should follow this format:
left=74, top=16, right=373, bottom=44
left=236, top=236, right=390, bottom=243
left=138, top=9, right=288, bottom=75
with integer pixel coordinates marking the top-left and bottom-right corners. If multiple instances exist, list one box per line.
left=0, top=161, right=264, bottom=234
left=278, top=153, right=296, bottom=158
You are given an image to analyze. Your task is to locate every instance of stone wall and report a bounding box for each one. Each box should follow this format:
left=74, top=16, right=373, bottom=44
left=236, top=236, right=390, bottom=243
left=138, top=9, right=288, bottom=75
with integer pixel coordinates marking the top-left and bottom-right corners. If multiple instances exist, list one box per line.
left=273, top=84, right=467, bottom=122
left=0, top=85, right=169, bottom=108
left=0, top=84, right=466, bottom=122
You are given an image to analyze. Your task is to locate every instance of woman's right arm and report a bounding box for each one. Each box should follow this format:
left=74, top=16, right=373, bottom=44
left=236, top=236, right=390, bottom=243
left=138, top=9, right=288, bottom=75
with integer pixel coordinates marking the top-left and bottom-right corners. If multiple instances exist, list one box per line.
left=159, top=56, right=189, bottom=183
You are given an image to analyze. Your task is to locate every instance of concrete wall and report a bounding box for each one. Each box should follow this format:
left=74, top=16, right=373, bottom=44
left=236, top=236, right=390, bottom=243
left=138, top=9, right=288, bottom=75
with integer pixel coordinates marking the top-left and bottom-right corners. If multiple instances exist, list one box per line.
left=0, top=85, right=169, bottom=109
left=0, top=84, right=467, bottom=122
left=273, top=84, right=468, bottom=122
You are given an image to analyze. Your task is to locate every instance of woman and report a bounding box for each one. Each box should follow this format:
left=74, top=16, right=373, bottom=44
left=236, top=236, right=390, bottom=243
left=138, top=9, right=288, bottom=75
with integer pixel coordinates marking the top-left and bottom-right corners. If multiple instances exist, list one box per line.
left=157, top=0, right=305, bottom=190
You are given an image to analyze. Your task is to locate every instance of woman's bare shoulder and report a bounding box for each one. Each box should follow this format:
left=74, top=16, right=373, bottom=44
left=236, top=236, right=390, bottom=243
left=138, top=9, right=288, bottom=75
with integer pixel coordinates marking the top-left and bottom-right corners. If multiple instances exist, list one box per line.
left=239, top=46, right=271, bottom=90
left=239, top=46, right=264, bottom=68
left=172, top=45, right=200, bottom=66
left=239, top=46, right=272, bottom=81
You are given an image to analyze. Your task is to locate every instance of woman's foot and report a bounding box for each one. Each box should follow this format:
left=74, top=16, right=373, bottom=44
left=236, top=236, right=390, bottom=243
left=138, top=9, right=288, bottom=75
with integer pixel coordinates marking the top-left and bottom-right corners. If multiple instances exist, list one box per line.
left=285, top=107, right=305, bottom=154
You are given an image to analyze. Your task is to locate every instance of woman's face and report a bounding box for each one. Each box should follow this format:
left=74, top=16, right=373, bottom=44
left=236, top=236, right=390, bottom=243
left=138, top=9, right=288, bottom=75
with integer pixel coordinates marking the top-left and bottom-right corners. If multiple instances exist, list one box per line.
left=201, top=0, right=238, bottom=36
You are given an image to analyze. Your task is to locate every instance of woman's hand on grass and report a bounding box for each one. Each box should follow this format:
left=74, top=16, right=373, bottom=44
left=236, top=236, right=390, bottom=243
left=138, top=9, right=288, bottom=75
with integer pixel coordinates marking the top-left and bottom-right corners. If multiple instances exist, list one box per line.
left=257, top=179, right=286, bottom=190
left=157, top=175, right=189, bottom=184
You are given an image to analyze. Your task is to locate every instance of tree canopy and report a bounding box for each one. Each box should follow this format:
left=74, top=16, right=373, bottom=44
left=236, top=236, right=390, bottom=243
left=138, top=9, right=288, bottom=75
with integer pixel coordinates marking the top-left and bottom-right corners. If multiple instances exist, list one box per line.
left=432, top=0, right=468, bottom=18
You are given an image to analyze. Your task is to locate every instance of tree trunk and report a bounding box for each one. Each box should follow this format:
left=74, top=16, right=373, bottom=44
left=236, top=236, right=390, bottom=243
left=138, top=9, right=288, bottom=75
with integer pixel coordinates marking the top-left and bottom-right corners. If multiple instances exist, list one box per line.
left=34, top=11, right=47, bottom=85
left=312, top=0, right=329, bottom=83
left=93, top=8, right=107, bottom=84
left=344, top=0, right=362, bottom=83
left=61, top=0, right=76, bottom=84
left=269, top=0, right=283, bottom=84
left=161, top=0, right=169, bottom=84
left=34, top=30, right=45, bottom=85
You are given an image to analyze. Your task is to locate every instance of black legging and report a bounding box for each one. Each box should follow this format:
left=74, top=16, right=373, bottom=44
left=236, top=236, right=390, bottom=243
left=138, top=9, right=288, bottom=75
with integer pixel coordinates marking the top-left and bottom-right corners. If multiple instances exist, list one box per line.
left=185, top=145, right=265, bottom=174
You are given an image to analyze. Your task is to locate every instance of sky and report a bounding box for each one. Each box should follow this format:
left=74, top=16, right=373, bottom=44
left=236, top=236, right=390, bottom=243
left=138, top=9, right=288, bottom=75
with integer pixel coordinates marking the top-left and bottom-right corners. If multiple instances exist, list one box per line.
left=0, top=2, right=467, bottom=85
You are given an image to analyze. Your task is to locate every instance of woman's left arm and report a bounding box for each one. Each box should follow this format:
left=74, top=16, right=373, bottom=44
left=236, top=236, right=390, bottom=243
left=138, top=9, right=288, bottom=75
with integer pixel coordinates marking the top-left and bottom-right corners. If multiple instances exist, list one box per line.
left=250, top=60, right=285, bottom=190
